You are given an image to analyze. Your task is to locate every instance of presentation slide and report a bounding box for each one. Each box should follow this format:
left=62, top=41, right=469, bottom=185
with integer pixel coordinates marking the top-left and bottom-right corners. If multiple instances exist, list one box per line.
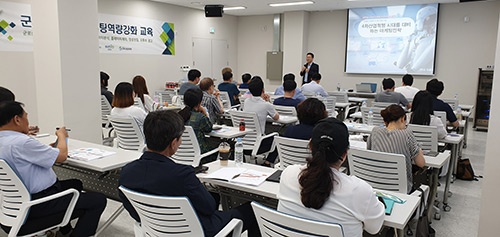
left=345, top=4, right=439, bottom=76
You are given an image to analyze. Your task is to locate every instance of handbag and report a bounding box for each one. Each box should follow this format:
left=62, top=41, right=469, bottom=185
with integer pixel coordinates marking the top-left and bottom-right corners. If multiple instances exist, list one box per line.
left=456, top=158, right=481, bottom=181
left=415, top=188, right=436, bottom=237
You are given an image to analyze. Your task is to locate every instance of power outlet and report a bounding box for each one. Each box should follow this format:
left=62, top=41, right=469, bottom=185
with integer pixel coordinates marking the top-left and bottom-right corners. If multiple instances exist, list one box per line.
left=180, top=65, right=190, bottom=72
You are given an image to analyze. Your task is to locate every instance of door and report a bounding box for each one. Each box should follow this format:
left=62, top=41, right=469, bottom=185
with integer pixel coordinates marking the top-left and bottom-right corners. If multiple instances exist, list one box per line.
left=192, top=38, right=229, bottom=80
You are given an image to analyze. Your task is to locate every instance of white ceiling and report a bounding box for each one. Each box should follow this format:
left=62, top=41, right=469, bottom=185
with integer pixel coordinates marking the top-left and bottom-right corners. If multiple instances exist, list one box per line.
left=151, top=0, right=464, bottom=16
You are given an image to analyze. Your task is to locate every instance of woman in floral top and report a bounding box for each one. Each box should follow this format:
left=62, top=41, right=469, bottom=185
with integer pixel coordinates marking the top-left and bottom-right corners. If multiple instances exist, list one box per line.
left=178, top=88, right=213, bottom=154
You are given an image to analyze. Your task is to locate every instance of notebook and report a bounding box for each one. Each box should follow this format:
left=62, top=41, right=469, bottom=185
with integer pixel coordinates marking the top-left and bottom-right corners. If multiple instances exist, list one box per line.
left=205, top=167, right=271, bottom=186
left=68, top=148, right=116, bottom=161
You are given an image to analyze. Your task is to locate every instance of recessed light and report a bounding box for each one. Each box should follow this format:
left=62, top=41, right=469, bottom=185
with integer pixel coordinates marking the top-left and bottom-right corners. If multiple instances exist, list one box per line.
left=223, top=6, right=247, bottom=11
left=269, top=1, right=314, bottom=7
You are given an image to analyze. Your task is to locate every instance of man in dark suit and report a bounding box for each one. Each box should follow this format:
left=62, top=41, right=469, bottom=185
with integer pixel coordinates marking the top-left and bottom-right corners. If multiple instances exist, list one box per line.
left=119, top=110, right=260, bottom=237
left=300, top=52, right=319, bottom=85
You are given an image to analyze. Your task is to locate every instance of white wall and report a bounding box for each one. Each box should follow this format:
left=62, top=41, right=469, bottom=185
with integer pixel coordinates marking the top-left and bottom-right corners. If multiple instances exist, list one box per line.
left=98, top=0, right=239, bottom=94
left=237, top=1, right=500, bottom=105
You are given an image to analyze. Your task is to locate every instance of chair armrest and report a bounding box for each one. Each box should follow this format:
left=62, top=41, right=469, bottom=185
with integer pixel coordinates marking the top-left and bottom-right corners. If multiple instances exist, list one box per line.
left=214, top=218, right=243, bottom=237
left=200, top=147, right=220, bottom=159
left=26, top=188, right=80, bottom=227
left=231, top=104, right=240, bottom=109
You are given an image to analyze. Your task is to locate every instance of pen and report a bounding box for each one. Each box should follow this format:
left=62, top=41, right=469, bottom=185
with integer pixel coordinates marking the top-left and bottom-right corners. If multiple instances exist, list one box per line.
left=56, top=127, right=71, bottom=131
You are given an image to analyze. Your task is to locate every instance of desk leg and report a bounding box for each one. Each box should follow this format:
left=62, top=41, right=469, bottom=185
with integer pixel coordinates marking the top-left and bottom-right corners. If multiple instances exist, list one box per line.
left=443, top=144, right=457, bottom=212
left=463, top=119, right=469, bottom=148
left=95, top=205, right=125, bottom=236
left=427, top=168, right=440, bottom=221
left=396, top=228, right=404, bottom=237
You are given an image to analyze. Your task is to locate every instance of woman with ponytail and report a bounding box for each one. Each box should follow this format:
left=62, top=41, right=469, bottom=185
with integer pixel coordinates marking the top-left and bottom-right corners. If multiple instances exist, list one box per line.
left=278, top=118, right=385, bottom=237
left=178, top=88, right=213, bottom=154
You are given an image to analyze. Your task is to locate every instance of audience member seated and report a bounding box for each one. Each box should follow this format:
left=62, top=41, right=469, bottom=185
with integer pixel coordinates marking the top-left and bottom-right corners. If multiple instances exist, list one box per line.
left=301, top=73, right=328, bottom=97
left=426, top=78, right=459, bottom=128
left=284, top=98, right=328, bottom=140
left=0, top=101, right=106, bottom=237
left=410, top=90, right=447, bottom=139
left=273, top=80, right=301, bottom=108
left=244, top=76, right=279, bottom=166
left=119, top=110, right=260, bottom=237
left=178, top=88, right=213, bottom=155
left=367, top=105, right=425, bottom=193
left=218, top=71, right=240, bottom=106
left=100, top=71, right=113, bottom=105
left=111, top=82, right=147, bottom=131
left=239, top=73, right=251, bottom=89
left=274, top=73, right=306, bottom=101
left=278, top=118, right=385, bottom=237
left=375, top=78, right=410, bottom=109
left=395, top=74, right=419, bottom=101
left=132, top=75, right=158, bottom=112
left=0, top=87, right=39, bottom=135
left=199, top=77, right=224, bottom=124
left=179, top=69, right=201, bottom=95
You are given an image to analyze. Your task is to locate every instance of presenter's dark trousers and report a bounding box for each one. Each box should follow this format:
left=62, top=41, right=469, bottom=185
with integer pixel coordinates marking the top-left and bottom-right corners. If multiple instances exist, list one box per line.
left=2, top=179, right=107, bottom=237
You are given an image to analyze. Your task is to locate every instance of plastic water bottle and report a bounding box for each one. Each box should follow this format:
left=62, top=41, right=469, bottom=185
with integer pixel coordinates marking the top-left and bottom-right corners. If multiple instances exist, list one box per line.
left=456, top=106, right=463, bottom=121
left=367, top=109, right=374, bottom=126
left=235, top=138, right=244, bottom=166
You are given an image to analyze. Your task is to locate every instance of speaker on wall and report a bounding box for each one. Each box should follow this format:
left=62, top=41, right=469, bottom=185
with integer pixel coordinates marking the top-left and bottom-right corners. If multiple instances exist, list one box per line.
left=205, top=5, right=224, bottom=17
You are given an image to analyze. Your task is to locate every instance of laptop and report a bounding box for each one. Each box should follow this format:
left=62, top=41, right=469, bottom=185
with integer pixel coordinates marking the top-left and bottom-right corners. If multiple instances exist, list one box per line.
left=356, top=84, right=373, bottom=93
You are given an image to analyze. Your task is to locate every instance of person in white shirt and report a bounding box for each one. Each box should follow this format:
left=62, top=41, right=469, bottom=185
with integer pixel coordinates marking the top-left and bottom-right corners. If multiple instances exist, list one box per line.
left=395, top=74, right=420, bottom=101
left=410, top=90, right=447, bottom=139
left=111, top=82, right=147, bottom=132
left=132, top=75, right=159, bottom=112
left=301, top=73, right=328, bottom=97
left=278, top=118, right=385, bottom=237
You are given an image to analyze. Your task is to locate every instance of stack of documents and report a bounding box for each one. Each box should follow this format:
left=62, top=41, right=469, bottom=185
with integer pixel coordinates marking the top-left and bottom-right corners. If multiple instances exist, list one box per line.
left=205, top=167, right=271, bottom=186
left=68, top=148, right=116, bottom=161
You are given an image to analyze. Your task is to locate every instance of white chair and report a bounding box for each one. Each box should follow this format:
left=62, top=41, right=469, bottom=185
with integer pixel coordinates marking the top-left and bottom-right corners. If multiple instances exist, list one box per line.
left=328, top=91, right=358, bottom=120
left=434, top=111, right=447, bottom=127
left=371, top=102, right=394, bottom=109
left=0, top=160, right=80, bottom=237
left=101, top=95, right=112, bottom=127
left=133, top=97, right=145, bottom=111
left=119, top=186, right=243, bottom=237
left=442, top=98, right=459, bottom=110
left=171, top=126, right=219, bottom=167
left=239, top=97, right=246, bottom=111
left=219, top=91, right=232, bottom=110
left=251, top=202, right=344, bottom=237
left=361, top=107, right=385, bottom=127
left=319, top=96, right=337, bottom=117
left=349, top=148, right=409, bottom=192
left=108, top=116, right=146, bottom=151
left=229, top=111, right=278, bottom=164
left=407, top=124, right=438, bottom=154
left=273, top=105, right=297, bottom=116
left=274, top=136, right=311, bottom=170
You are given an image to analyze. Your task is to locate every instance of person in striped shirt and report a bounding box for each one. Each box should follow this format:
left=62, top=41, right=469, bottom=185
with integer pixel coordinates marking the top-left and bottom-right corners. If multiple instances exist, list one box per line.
left=367, top=104, right=425, bottom=193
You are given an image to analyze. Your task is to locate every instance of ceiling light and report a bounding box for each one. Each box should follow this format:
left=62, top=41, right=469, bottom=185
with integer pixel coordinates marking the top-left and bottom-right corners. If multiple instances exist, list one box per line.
left=223, top=6, right=247, bottom=11
left=269, top=1, right=314, bottom=7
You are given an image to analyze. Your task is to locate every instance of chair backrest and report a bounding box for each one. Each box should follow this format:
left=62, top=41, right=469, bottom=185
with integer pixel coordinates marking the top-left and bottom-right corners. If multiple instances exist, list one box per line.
left=229, top=111, right=262, bottom=150
left=219, top=91, right=232, bottom=110
left=303, top=91, right=316, bottom=98
left=407, top=124, right=438, bottom=153
left=320, top=96, right=337, bottom=116
left=348, top=148, right=407, bottom=193
left=273, top=105, right=297, bottom=116
left=156, top=91, right=176, bottom=104
left=372, top=102, right=394, bottom=109
left=328, top=91, right=349, bottom=103
left=433, top=111, right=447, bottom=126
left=0, top=160, right=31, bottom=227
left=360, top=107, right=385, bottom=127
left=171, top=126, right=202, bottom=167
left=108, top=116, right=145, bottom=151
left=442, top=98, right=459, bottom=110
left=274, top=136, right=311, bottom=170
left=119, top=186, right=204, bottom=237
left=134, top=97, right=145, bottom=110
left=101, top=95, right=112, bottom=125
left=251, top=202, right=344, bottom=237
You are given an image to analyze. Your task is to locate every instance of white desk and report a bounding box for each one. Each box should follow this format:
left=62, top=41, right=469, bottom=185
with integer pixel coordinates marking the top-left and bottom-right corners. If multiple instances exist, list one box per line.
left=347, top=91, right=377, bottom=98
left=159, top=105, right=183, bottom=111
left=209, top=125, right=251, bottom=139
left=199, top=160, right=420, bottom=233
left=439, top=134, right=464, bottom=211
left=36, top=135, right=141, bottom=172
left=348, top=97, right=367, bottom=103
left=345, top=122, right=376, bottom=134
left=460, top=104, right=474, bottom=111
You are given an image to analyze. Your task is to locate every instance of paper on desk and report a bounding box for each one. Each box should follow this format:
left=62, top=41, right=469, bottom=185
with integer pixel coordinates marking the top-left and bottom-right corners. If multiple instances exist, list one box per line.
left=68, top=148, right=116, bottom=161
left=205, top=167, right=271, bottom=186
